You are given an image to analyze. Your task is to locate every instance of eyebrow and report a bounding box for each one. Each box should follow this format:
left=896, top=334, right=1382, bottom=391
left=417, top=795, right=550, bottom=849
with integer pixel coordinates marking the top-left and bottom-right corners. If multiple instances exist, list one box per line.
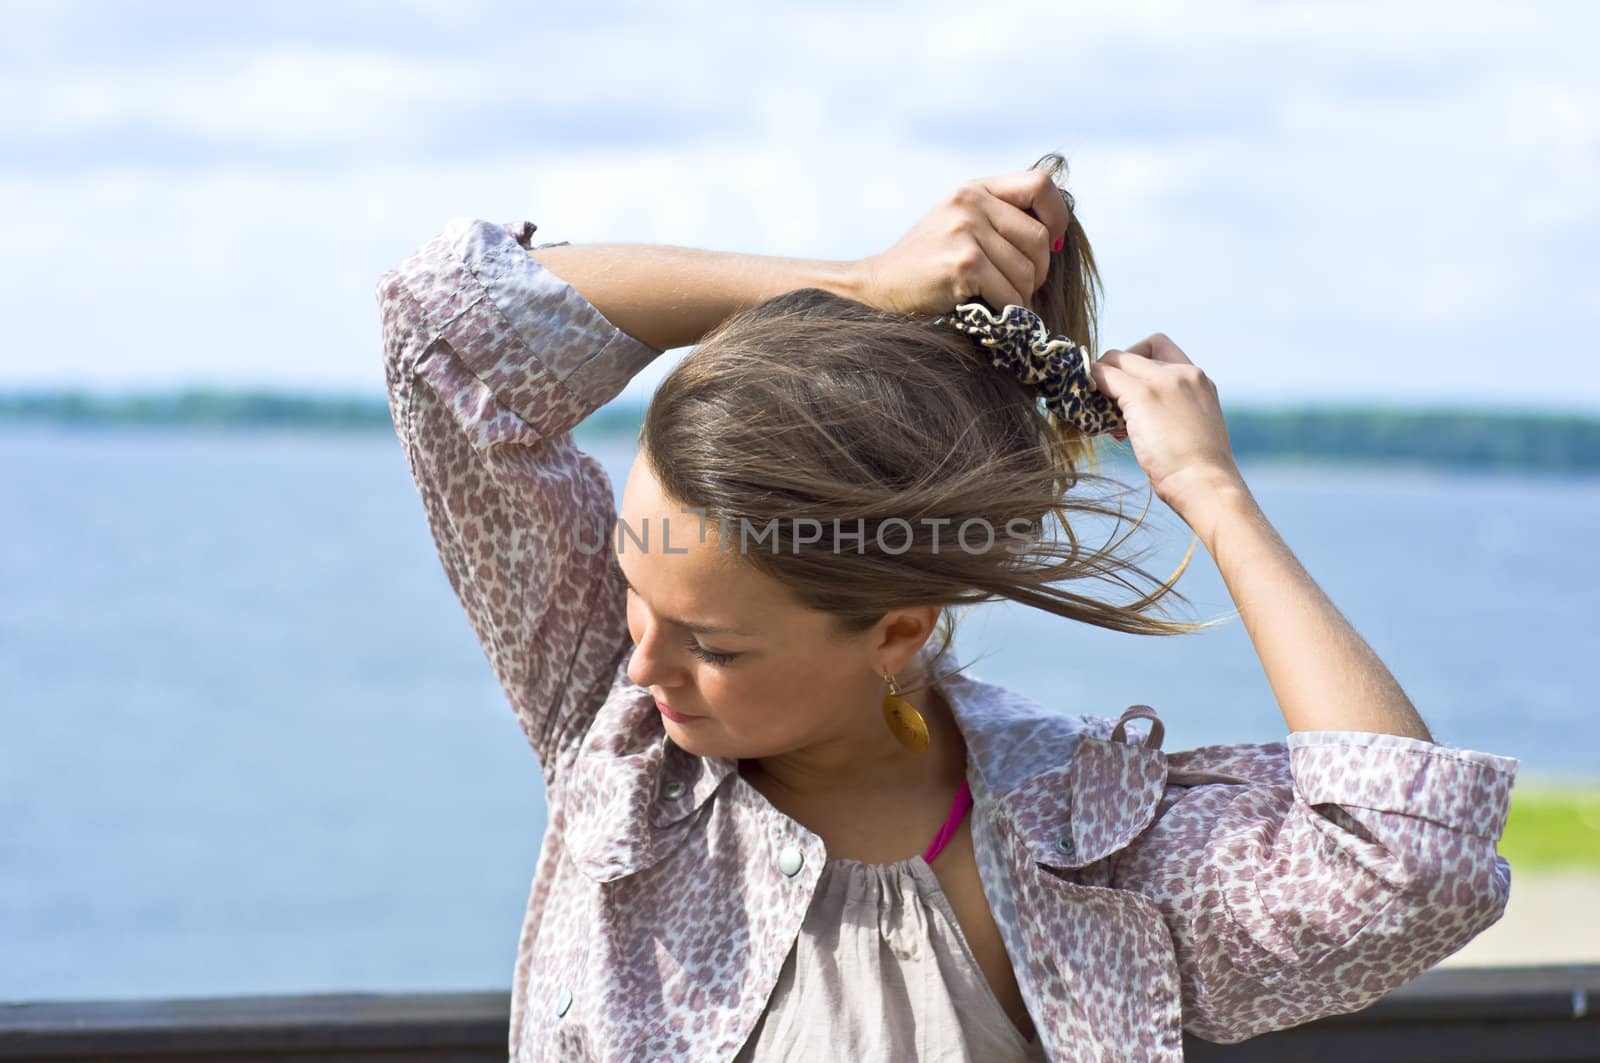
left=614, top=562, right=756, bottom=638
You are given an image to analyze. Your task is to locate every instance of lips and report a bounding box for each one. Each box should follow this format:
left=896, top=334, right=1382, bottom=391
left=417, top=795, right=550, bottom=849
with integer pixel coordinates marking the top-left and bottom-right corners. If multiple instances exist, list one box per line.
left=655, top=698, right=700, bottom=723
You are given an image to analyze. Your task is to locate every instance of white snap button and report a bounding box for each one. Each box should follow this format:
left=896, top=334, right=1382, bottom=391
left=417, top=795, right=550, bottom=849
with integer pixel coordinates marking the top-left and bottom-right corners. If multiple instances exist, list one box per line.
left=662, top=780, right=686, bottom=800
left=555, top=988, right=573, bottom=1017
left=1055, top=835, right=1076, bottom=857
left=777, top=844, right=805, bottom=877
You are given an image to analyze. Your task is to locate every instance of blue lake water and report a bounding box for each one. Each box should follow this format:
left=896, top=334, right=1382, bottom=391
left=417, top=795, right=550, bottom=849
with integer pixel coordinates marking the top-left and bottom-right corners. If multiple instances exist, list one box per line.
left=3, top=423, right=1596, bottom=1002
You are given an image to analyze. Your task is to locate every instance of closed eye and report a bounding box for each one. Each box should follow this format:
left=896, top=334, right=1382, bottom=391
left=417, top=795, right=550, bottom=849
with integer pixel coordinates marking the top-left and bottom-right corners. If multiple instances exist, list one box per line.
left=683, top=633, right=738, bottom=667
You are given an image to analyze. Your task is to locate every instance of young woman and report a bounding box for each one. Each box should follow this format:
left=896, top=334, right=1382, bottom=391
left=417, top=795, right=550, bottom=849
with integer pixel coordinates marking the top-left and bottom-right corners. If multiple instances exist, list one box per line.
left=375, top=154, right=1519, bottom=1062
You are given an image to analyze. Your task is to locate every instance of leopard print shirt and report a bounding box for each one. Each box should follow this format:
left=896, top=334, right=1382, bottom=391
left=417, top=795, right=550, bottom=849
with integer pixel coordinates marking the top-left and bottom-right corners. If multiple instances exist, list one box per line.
left=375, top=217, right=1521, bottom=1062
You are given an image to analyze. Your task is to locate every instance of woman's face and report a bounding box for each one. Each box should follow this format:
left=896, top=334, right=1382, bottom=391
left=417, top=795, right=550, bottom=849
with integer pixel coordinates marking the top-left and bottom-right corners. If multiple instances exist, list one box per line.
left=615, top=452, right=934, bottom=763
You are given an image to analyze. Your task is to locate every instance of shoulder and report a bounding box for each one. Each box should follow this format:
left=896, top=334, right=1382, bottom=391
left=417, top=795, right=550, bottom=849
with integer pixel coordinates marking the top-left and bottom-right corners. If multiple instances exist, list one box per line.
left=941, top=664, right=1154, bottom=796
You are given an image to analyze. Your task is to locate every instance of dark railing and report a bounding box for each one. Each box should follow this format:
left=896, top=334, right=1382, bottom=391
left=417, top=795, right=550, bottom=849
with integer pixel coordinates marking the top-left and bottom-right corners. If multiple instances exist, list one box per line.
left=1, top=964, right=1595, bottom=1062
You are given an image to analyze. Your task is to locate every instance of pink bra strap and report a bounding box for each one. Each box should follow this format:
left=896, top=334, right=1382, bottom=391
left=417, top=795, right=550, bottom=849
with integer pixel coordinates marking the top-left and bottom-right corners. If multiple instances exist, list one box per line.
left=922, top=778, right=973, bottom=864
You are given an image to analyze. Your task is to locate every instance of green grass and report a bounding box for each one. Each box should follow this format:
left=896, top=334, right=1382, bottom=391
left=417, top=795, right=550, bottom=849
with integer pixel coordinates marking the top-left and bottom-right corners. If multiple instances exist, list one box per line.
left=1498, top=785, right=1600, bottom=871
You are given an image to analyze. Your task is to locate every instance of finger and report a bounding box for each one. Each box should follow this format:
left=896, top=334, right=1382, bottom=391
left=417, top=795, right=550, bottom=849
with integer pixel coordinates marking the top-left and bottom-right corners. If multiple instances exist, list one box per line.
left=979, top=195, right=1049, bottom=293
left=958, top=247, right=1026, bottom=311
left=1090, top=358, right=1141, bottom=399
left=977, top=171, right=1069, bottom=254
left=1123, top=332, right=1192, bottom=365
left=968, top=221, right=1038, bottom=306
left=1097, top=349, right=1162, bottom=380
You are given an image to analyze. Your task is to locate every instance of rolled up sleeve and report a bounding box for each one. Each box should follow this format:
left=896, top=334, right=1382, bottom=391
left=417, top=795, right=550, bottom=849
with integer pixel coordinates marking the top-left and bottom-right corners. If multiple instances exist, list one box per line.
left=1111, top=729, right=1520, bottom=1044
left=376, top=218, right=659, bottom=787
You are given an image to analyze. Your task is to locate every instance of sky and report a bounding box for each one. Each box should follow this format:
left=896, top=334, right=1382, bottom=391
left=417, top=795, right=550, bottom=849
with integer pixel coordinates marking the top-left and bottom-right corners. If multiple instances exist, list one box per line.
left=1, top=0, right=1596, bottom=412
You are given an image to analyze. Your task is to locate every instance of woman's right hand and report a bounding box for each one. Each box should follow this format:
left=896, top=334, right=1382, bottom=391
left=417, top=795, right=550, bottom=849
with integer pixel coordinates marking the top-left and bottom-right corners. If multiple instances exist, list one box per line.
left=851, top=170, right=1072, bottom=318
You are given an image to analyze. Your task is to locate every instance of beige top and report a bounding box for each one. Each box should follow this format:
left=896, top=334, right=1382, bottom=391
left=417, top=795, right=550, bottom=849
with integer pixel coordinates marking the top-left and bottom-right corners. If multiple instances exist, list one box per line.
left=734, top=853, right=1049, bottom=1061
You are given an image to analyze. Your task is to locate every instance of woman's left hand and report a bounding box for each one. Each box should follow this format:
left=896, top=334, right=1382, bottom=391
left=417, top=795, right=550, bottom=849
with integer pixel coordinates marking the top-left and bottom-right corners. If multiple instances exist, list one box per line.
left=1091, top=333, right=1246, bottom=520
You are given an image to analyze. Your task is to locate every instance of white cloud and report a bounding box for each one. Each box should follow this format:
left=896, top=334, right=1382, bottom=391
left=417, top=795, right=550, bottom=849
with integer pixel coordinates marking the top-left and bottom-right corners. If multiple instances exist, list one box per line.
left=0, top=0, right=1595, bottom=411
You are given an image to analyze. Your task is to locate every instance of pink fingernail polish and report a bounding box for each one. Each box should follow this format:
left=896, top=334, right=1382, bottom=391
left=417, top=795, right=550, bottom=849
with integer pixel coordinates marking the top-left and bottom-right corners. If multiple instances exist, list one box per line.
left=1052, top=235, right=1065, bottom=252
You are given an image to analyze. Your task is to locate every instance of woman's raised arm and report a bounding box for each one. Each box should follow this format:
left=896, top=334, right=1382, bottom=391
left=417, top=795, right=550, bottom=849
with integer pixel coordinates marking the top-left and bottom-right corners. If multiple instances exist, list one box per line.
left=1092, top=331, right=1433, bottom=739
left=374, top=219, right=856, bottom=788
left=1092, top=330, right=1516, bottom=1040
left=371, top=167, right=1079, bottom=787
left=525, top=241, right=861, bottom=353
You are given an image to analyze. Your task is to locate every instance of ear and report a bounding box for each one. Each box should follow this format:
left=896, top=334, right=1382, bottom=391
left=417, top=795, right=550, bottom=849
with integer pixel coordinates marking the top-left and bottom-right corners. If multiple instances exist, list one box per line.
left=874, top=604, right=943, bottom=676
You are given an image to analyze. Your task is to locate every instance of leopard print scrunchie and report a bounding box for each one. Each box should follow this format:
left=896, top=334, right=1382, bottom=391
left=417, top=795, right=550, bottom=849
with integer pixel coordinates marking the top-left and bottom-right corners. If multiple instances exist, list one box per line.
left=936, top=300, right=1126, bottom=437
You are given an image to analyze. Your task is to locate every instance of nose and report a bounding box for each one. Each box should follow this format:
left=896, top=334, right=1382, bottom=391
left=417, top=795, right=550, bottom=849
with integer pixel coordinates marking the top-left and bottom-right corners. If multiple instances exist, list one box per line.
left=625, top=616, right=690, bottom=691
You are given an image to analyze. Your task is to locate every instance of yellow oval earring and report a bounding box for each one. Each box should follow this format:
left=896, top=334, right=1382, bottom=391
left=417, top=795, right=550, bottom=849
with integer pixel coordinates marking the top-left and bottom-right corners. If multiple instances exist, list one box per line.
left=881, top=669, right=930, bottom=753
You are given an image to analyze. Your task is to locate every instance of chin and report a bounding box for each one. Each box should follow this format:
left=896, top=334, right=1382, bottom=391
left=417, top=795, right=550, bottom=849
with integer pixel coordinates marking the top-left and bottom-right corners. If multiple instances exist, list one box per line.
left=663, top=720, right=746, bottom=756
left=661, top=727, right=717, bottom=757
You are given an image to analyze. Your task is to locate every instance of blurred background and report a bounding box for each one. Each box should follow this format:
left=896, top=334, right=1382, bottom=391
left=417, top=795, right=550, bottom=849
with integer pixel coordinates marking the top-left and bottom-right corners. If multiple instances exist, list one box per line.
left=3, top=0, right=1597, bottom=1004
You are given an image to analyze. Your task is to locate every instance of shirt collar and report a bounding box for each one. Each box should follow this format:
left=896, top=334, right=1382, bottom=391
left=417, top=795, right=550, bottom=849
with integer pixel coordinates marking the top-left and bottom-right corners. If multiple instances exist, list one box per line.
left=562, top=642, right=1169, bottom=880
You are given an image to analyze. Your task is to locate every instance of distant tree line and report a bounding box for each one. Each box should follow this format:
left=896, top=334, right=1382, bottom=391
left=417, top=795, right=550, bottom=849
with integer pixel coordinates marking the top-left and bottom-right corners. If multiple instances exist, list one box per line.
left=0, top=389, right=395, bottom=431
left=2, top=389, right=1598, bottom=473
left=0, top=389, right=649, bottom=435
left=1219, top=406, right=1600, bottom=473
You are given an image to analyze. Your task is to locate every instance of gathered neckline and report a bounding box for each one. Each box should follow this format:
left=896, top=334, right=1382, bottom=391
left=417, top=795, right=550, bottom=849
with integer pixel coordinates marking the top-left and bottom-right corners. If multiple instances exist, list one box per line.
left=813, top=777, right=973, bottom=873
left=825, top=852, right=934, bottom=873
left=734, top=753, right=973, bottom=869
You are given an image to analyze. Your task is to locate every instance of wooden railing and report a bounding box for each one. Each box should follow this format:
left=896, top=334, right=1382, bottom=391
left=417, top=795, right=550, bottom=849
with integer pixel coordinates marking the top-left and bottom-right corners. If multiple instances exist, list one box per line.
left=1, top=964, right=1594, bottom=1061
